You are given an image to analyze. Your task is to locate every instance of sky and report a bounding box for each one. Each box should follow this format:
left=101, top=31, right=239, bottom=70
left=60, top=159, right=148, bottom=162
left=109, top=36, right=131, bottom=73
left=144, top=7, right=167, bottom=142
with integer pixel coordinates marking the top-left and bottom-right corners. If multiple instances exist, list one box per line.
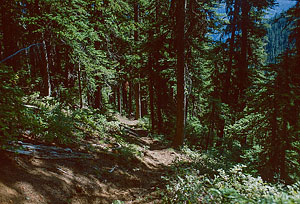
left=268, top=0, right=297, bottom=17
left=217, top=0, right=297, bottom=18
left=213, top=0, right=297, bottom=40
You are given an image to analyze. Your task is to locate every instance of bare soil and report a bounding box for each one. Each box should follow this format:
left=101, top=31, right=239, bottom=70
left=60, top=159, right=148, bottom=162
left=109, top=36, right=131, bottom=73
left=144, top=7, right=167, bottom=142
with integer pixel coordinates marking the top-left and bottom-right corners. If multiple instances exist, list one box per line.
left=0, top=116, right=185, bottom=204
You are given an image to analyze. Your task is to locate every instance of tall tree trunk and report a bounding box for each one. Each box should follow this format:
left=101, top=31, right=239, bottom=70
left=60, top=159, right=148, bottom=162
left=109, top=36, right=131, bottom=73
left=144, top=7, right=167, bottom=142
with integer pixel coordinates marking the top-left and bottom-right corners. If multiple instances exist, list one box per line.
left=155, top=81, right=163, bottom=132
left=239, top=0, right=250, bottom=147
left=94, top=76, right=102, bottom=110
left=44, top=39, right=56, bottom=96
left=111, top=86, right=116, bottom=108
left=122, top=81, right=128, bottom=113
left=134, top=0, right=141, bottom=118
left=239, top=0, right=250, bottom=104
left=1, top=1, right=20, bottom=71
left=149, top=79, right=155, bottom=130
left=224, top=0, right=239, bottom=104
left=135, top=81, right=142, bottom=119
left=117, top=85, right=122, bottom=114
left=173, top=0, right=186, bottom=148
left=29, top=46, right=37, bottom=79
left=27, top=2, right=39, bottom=81
left=40, top=40, right=51, bottom=97
left=280, top=137, right=287, bottom=181
left=78, top=63, right=83, bottom=109
left=216, top=119, right=225, bottom=148
left=154, top=0, right=163, bottom=132
left=142, top=99, right=148, bottom=117
left=148, top=32, right=156, bottom=130
left=134, top=1, right=142, bottom=119
left=128, top=81, right=133, bottom=115
left=54, top=46, right=62, bottom=90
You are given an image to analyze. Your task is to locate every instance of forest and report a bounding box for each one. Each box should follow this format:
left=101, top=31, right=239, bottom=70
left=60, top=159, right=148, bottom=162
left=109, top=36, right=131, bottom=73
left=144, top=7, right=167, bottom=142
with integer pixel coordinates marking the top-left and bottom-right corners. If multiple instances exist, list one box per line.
left=0, top=0, right=300, bottom=203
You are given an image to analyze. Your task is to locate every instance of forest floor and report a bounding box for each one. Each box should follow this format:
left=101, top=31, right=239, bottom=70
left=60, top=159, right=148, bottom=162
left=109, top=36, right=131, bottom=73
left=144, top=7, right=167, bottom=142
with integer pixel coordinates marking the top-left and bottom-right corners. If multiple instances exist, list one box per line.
left=0, top=114, right=187, bottom=204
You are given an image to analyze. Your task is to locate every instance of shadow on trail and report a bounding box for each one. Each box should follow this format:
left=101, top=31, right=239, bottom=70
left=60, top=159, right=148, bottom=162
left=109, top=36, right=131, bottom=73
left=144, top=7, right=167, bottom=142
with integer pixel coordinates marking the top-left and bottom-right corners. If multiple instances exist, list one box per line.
left=0, top=141, right=169, bottom=204
left=0, top=115, right=177, bottom=203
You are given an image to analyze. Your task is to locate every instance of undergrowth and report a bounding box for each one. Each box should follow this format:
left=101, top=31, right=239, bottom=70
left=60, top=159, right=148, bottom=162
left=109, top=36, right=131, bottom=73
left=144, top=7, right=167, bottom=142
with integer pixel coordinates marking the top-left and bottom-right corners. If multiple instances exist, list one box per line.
left=161, top=147, right=300, bottom=204
left=0, top=90, right=120, bottom=147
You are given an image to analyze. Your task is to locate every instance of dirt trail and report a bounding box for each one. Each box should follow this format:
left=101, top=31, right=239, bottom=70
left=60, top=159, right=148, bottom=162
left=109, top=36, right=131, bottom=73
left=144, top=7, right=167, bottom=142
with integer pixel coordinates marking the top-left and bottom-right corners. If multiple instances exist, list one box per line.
left=0, top=115, right=184, bottom=204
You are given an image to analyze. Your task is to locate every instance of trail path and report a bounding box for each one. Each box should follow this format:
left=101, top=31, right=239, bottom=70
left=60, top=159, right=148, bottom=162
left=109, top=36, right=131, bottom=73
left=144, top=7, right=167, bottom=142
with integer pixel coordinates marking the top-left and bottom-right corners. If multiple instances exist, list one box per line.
left=0, top=115, right=185, bottom=204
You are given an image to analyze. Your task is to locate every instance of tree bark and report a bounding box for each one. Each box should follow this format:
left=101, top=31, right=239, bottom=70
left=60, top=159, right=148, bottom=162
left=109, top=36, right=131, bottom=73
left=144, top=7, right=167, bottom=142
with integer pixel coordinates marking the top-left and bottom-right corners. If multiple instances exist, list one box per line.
left=1, top=1, right=21, bottom=71
left=78, top=63, right=83, bottom=109
left=148, top=32, right=156, bottom=130
left=154, top=81, right=163, bottom=132
left=128, top=81, right=133, bottom=115
left=134, top=1, right=142, bottom=120
left=111, top=86, right=116, bottom=108
left=94, top=75, right=102, bottom=110
left=122, top=81, right=128, bottom=113
left=40, top=40, right=51, bottom=97
left=223, top=0, right=239, bottom=104
left=117, top=85, right=122, bottom=114
left=173, top=0, right=186, bottom=148
left=239, top=0, right=250, bottom=103
left=135, top=81, right=142, bottom=119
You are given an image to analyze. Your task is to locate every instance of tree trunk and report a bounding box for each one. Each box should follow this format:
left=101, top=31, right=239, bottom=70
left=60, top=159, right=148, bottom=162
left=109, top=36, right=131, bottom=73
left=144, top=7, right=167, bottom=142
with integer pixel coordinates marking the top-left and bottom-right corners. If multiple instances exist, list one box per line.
left=134, top=1, right=142, bottom=120
left=149, top=79, right=155, bottom=130
left=117, top=85, right=122, bottom=114
left=155, top=81, right=163, bottom=132
left=94, top=75, right=102, bottom=110
left=64, top=49, right=75, bottom=88
left=223, top=0, right=239, bottom=104
left=239, top=0, right=250, bottom=104
left=78, top=63, right=83, bottom=109
left=128, top=81, right=133, bottom=115
left=29, top=46, right=37, bottom=79
left=112, top=86, right=116, bottom=108
left=148, top=37, right=156, bottom=130
left=173, top=0, right=186, bottom=148
left=122, top=81, right=128, bottom=113
left=40, top=40, right=51, bottom=97
left=1, top=1, right=20, bottom=72
left=135, top=81, right=142, bottom=119
left=54, top=46, right=62, bottom=90
left=216, top=119, right=225, bottom=148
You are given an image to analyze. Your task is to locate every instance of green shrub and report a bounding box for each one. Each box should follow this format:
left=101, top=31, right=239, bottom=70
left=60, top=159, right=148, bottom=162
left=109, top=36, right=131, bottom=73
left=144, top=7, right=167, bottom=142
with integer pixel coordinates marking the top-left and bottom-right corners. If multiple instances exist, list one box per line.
left=0, top=65, right=27, bottom=144
left=163, top=149, right=300, bottom=204
left=185, top=117, right=208, bottom=146
left=23, top=97, right=115, bottom=145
